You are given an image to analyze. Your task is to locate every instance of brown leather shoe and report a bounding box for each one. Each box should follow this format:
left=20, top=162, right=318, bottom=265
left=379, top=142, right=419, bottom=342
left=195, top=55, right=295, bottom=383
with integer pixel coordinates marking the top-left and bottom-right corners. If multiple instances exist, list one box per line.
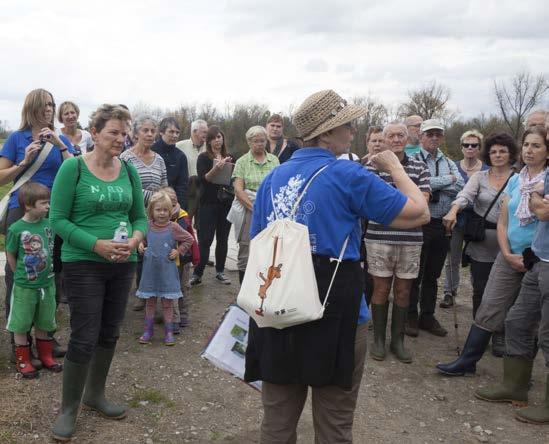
left=419, top=316, right=448, bottom=337
left=405, top=316, right=419, bottom=337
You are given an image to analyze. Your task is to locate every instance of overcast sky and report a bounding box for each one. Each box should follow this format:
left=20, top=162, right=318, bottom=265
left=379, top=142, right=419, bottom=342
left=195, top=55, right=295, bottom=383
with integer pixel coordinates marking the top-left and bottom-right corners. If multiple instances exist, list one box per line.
left=1, top=0, right=548, bottom=131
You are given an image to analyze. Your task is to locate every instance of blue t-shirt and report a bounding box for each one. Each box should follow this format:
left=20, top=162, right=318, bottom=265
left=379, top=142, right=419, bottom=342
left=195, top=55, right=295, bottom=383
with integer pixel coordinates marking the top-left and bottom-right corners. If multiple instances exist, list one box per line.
left=532, top=173, right=549, bottom=261
left=0, top=129, right=74, bottom=209
left=504, top=174, right=539, bottom=254
left=250, top=148, right=407, bottom=260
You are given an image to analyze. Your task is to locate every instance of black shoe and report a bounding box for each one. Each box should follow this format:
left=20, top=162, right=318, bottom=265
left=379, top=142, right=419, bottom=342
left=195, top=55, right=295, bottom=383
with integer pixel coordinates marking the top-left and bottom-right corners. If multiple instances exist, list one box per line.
left=405, top=315, right=419, bottom=337
left=419, top=316, right=448, bottom=337
left=190, top=275, right=202, bottom=286
left=206, top=260, right=214, bottom=267
left=436, top=324, right=492, bottom=376
left=439, top=293, right=454, bottom=308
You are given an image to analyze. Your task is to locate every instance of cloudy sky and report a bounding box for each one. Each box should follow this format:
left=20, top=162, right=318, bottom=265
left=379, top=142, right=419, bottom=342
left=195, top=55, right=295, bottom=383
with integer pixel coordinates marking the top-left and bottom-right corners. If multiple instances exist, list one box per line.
left=1, top=0, right=548, bottom=130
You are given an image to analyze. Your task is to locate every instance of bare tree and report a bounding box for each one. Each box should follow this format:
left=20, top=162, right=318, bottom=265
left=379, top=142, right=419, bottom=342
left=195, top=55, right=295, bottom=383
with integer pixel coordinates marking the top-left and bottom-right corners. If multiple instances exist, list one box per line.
left=398, top=81, right=452, bottom=120
left=494, top=71, right=548, bottom=140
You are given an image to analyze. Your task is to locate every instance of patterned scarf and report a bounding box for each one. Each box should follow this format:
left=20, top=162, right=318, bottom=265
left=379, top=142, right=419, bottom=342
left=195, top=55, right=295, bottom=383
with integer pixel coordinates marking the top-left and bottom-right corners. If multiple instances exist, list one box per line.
left=515, top=166, right=547, bottom=226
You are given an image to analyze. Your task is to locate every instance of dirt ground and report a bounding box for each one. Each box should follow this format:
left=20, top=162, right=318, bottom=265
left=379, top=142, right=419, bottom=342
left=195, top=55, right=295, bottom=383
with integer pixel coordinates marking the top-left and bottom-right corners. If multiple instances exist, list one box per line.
left=0, top=267, right=547, bottom=444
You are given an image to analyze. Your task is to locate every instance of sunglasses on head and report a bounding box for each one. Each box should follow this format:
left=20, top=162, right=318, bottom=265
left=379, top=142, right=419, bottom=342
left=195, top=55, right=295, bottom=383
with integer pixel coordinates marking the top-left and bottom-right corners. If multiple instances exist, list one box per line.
left=462, top=143, right=479, bottom=148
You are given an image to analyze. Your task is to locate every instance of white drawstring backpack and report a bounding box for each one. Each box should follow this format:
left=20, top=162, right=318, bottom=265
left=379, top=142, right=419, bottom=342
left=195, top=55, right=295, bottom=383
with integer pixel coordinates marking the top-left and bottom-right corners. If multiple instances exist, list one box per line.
left=237, top=165, right=349, bottom=329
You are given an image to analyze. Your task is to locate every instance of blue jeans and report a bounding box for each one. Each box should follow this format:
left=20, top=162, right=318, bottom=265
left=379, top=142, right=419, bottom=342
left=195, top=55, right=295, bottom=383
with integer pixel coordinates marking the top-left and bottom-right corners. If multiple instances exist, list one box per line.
left=63, top=261, right=136, bottom=364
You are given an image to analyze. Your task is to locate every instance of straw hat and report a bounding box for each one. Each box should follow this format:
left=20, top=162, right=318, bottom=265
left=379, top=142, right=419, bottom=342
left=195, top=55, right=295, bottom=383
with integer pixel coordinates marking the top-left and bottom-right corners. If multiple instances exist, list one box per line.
left=293, top=90, right=367, bottom=141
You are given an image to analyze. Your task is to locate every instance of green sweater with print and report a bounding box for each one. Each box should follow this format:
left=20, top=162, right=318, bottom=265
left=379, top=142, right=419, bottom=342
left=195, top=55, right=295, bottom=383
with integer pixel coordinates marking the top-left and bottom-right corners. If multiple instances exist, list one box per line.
left=50, top=157, right=148, bottom=263
left=6, top=218, right=54, bottom=288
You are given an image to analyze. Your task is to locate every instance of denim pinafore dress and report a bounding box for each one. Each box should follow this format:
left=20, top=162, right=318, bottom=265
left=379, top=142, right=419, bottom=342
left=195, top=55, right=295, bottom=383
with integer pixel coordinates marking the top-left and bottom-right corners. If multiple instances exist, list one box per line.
left=136, top=223, right=182, bottom=299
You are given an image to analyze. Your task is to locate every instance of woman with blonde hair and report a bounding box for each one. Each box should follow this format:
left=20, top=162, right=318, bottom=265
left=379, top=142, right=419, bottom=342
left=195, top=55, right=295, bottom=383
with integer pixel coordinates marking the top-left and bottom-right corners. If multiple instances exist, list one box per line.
left=57, top=101, right=93, bottom=155
left=0, top=88, right=74, bottom=365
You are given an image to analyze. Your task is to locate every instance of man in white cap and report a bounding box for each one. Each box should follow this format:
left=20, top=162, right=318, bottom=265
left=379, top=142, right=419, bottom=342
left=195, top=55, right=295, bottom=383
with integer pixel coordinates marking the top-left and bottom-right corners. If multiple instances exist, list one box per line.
left=245, top=90, right=430, bottom=443
left=406, top=119, right=464, bottom=338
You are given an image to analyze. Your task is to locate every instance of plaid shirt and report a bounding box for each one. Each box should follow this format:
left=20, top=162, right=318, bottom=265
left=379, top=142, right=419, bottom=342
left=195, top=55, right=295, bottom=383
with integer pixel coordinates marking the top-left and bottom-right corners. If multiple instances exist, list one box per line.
left=232, top=150, right=279, bottom=191
left=414, top=147, right=464, bottom=218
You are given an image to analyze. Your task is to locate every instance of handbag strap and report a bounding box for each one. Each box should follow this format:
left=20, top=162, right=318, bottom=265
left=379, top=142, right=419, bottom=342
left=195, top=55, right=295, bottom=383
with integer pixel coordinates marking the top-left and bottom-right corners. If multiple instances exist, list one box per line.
left=480, top=172, right=513, bottom=220
left=7, top=142, right=54, bottom=196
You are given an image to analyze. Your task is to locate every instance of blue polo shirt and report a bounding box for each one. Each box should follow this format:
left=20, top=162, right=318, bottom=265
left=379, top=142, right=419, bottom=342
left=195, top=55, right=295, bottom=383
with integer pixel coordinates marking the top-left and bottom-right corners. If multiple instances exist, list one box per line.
left=0, top=129, right=74, bottom=209
left=251, top=148, right=407, bottom=260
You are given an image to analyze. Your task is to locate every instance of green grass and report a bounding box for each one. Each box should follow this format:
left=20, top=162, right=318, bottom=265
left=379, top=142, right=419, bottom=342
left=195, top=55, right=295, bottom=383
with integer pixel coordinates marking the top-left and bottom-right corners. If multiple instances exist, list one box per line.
left=129, top=388, right=175, bottom=409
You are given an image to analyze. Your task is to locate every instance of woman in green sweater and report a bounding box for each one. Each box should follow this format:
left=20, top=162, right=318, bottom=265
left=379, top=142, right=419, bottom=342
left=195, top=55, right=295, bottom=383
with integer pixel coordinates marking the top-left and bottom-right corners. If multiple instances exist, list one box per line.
left=49, top=104, right=147, bottom=442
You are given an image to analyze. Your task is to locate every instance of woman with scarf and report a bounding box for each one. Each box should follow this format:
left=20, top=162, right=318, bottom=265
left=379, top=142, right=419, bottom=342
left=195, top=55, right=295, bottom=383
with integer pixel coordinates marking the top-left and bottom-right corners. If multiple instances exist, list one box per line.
left=436, top=126, right=547, bottom=377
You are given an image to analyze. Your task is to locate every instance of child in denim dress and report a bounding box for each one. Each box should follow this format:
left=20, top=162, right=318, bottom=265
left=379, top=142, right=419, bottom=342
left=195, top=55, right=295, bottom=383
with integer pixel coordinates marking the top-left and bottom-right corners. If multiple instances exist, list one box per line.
left=137, top=191, right=194, bottom=345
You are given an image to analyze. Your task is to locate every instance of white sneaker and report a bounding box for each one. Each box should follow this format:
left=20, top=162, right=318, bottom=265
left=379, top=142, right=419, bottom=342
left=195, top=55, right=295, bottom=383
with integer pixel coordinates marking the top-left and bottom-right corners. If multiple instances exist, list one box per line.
left=215, top=273, right=231, bottom=285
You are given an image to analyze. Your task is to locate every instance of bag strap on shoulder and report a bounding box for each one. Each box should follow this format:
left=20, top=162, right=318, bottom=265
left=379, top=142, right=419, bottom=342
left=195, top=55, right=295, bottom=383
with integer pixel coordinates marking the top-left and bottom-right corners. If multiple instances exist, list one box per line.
left=480, top=172, right=512, bottom=220
left=289, top=163, right=331, bottom=219
left=8, top=142, right=54, bottom=196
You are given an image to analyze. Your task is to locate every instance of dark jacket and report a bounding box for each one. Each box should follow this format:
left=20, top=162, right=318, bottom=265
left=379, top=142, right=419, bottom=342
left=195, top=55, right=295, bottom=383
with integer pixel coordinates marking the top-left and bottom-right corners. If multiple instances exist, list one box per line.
left=152, top=139, right=189, bottom=209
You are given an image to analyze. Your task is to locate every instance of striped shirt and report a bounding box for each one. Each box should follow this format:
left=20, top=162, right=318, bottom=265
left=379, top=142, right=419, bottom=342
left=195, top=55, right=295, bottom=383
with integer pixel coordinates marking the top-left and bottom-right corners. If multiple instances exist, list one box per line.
left=120, top=150, right=168, bottom=206
left=365, top=154, right=431, bottom=245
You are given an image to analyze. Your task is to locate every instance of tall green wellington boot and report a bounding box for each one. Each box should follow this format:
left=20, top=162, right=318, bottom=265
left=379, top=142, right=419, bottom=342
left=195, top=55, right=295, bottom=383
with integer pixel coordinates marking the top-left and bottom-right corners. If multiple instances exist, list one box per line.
left=474, top=356, right=533, bottom=407
left=82, top=346, right=127, bottom=419
left=370, top=302, right=389, bottom=361
left=516, top=373, right=549, bottom=424
left=390, top=304, right=413, bottom=363
left=52, top=359, right=89, bottom=442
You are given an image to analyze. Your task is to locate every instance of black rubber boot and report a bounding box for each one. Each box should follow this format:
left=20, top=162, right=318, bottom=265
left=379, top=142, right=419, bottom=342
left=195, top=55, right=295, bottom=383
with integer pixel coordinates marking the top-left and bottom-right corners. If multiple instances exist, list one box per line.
left=370, top=302, right=389, bottom=361
left=474, top=356, right=533, bottom=406
left=82, top=346, right=127, bottom=419
left=238, top=270, right=245, bottom=285
left=436, top=324, right=492, bottom=376
left=491, top=331, right=505, bottom=357
left=52, top=359, right=89, bottom=441
left=390, top=305, right=413, bottom=363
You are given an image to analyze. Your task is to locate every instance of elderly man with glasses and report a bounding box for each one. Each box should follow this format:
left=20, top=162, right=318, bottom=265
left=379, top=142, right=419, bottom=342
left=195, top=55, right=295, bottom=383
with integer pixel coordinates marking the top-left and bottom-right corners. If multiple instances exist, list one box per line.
left=405, top=119, right=464, bottom=338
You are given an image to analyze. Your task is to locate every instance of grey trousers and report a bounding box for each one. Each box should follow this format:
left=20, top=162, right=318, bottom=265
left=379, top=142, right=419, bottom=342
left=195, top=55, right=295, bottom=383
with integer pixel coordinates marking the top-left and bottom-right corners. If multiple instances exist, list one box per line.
left=505, top=261, right=549, bottom=366
left=444, top=227, right=464, bottom=294
left=237, top=209, right=252, bottom=272
left=259, top=322, right=368, bottom=444
left=474, top=252, right=524, bottom=333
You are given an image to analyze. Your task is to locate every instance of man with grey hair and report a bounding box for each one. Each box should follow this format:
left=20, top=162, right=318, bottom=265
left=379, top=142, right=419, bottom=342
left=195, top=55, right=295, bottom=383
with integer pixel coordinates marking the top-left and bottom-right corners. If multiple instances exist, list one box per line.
left=365, top=122, right=431, bottom=363
left=404, top=115, right=423, bottom=156
left=406, top=119, right=464, bottom=338
left=176, top=119, right=208, bottom=220
left=525, top=109, right=547, bottom=128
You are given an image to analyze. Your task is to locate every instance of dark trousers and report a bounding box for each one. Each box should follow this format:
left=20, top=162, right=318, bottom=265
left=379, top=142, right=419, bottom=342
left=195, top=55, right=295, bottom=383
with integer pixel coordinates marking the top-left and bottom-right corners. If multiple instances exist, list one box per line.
left=409, top=219, right=450, bottom=319
left=63, top=261, right=136, bottom=364
left=470, top=259, right=494, bottom=319
left=194, top=202, right=231, bottom=277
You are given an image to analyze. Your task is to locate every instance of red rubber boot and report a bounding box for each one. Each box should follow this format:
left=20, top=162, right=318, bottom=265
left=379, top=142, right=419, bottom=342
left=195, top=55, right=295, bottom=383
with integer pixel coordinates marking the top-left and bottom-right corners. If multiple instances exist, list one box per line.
left=15, top=345, right=39, bottom=379
left=36, top=339, right=63, bottom=372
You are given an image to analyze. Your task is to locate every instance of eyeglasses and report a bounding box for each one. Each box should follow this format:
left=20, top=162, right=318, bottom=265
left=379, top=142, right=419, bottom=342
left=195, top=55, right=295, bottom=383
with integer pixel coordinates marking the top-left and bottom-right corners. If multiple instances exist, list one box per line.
left=462, top=143, right=479, bottom=149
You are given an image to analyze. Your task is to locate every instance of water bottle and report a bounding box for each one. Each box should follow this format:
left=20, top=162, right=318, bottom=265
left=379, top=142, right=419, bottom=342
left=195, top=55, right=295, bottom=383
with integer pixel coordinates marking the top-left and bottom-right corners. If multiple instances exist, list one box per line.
left=113, top=221, right=129, bottom=243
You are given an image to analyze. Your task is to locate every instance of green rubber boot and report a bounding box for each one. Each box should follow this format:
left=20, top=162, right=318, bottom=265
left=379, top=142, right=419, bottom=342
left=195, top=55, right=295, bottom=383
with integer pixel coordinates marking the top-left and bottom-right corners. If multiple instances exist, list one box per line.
left=370, top=302, right=389, bottom=361
left=82, top=346, right=127, bottom=419
left=474, top=356, right=533, bottom=407
left=52, top=359, right=89, bottom=442
left=516, top=373, right=549, bottom=424
left=390, top=304, right=413, bottom=364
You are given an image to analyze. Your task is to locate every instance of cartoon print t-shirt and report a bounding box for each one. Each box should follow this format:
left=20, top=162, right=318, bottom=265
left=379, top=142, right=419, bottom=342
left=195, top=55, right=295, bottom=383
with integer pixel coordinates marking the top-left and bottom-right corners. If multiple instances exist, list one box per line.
left=6, top=218, right=54, bottom=288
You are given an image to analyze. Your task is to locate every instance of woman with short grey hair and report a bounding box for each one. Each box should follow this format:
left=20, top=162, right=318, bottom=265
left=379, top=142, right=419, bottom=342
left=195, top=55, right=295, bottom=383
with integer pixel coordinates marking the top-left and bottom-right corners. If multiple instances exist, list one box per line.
left=121, top=115, right=168, bottom=310
left=229, top=125, right=279, bottom=283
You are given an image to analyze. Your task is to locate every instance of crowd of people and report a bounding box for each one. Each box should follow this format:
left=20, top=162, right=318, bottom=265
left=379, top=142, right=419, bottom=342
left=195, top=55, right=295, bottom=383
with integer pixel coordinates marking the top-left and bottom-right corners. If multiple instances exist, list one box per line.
left=1, top=88, right=549, bottom=442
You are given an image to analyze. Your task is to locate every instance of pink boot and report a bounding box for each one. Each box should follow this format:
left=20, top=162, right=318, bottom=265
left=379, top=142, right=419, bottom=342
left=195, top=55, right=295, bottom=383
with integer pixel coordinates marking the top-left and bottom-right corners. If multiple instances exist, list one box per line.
left=139, top=318, right=154, bottom=344
left=164, top=324, right=175, bottom=346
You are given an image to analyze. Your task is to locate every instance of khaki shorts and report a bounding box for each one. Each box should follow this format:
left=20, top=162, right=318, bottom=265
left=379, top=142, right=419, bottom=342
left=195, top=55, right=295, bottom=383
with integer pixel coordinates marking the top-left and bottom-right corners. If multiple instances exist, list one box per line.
left=366, top=243, right=421, bottom=279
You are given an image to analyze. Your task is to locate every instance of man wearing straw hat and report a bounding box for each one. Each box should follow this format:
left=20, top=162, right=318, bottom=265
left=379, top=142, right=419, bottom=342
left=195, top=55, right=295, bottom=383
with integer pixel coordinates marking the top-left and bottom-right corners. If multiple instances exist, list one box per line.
left=244, top=89, right=430, bottom=443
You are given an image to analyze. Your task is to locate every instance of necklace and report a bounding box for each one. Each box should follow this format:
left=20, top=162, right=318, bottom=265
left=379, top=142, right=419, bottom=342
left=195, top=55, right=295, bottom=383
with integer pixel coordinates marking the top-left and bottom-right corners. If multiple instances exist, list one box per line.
left=462, top=159, right=480, bottom=172
left=490, top=169, right=509, bottom=179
